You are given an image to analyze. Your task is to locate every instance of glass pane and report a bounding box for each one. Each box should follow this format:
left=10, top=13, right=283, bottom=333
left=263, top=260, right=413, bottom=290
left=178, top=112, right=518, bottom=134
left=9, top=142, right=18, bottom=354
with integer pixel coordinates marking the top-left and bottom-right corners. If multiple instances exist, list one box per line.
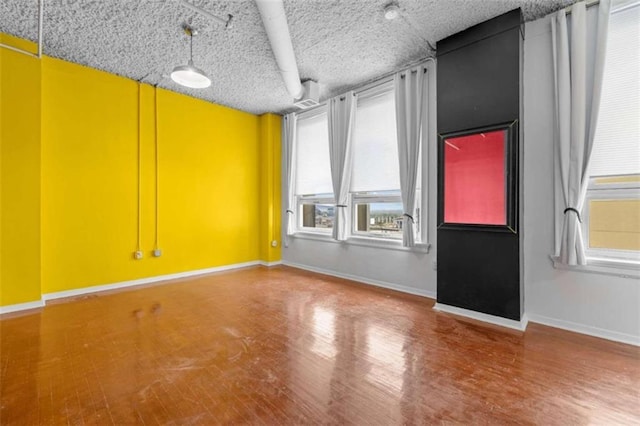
left=589, top=198, right=640, bottom=251
left=354, top=201, right=403, bottom=238
left=301, top=203, right=334, bottom=230
left=444, top=129, right=506, bottom=225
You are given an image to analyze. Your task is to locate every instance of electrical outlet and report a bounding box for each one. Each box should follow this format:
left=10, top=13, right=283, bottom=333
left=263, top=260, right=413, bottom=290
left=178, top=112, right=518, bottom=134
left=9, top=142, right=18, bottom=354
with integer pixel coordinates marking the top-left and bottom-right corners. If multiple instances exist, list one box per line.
left=153, top=249, right=162, bottom=257
left=134, top=251, right=143, bottom=260
left=271, top=240, right=278, bottom=248
left=432, top=260, right=437, bottom=271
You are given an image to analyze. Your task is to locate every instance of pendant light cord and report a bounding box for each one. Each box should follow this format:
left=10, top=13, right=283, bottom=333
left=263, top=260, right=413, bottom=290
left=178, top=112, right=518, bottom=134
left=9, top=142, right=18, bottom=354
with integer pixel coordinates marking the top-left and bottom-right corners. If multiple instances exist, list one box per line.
left=190, top=31, right=193, bottom=63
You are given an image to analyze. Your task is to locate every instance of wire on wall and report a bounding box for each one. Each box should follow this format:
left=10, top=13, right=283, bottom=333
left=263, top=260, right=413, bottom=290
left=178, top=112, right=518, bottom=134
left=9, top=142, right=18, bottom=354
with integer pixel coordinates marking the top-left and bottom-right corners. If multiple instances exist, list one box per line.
left=0, top=0, right=44, bottom=58
left=270, top=117, right=276, bottom=248
left=154, top=85, right=160, bottom=252
left=136, top=83, right=143, bottom=255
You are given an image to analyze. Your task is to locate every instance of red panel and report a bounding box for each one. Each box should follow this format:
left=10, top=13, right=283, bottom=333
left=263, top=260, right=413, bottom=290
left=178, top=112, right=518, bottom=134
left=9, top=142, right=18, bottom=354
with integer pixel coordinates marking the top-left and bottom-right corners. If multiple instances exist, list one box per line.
left=444, top=130, right=506, bottom=225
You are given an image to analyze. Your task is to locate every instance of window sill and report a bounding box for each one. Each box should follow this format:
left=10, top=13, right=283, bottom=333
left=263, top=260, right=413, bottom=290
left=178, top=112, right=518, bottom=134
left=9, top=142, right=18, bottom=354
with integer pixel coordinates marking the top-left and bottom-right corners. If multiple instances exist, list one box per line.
left=550, top=255, right=640, bottom=279
left=291, top=232, right=431, bottom=253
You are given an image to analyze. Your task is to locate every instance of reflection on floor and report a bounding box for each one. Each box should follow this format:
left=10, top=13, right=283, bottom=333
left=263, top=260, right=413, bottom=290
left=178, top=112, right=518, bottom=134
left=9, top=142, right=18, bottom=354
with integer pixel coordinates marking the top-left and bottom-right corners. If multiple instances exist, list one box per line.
left=1, top=266, right=639, bottom=424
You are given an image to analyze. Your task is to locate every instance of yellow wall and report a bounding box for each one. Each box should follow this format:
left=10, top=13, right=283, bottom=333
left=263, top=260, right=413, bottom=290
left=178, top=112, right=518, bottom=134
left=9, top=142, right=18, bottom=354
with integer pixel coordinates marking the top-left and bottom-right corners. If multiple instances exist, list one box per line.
left=0, top=35, right=42, bottom=306
left=1, top=35, right=281, bottom=305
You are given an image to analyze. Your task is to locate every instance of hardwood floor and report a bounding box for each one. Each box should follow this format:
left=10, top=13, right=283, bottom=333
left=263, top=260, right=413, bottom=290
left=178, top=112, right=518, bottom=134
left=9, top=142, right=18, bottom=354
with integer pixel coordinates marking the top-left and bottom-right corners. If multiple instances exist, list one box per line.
left=1, top=266, right=639, bottom=425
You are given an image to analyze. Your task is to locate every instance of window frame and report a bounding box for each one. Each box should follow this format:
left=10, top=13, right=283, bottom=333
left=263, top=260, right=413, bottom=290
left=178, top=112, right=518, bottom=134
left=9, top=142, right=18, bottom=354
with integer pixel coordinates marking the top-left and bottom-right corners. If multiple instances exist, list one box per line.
left=288, top=61, right=435, bottom=252
left=296, top=194, right=335, bottom=235
left=578, top=2, right=640, bottom=273
left=351, top=191, right=404, bottom=240
left=347, top=80, right=426, bottom=245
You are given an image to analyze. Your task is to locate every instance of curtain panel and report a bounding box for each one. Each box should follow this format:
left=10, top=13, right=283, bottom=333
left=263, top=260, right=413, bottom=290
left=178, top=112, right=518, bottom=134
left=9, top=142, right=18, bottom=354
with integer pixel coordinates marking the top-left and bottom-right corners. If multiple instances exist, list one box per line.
left=328, top=92, right=357, bottom=241
left=552, top=0, right=611, bottom=265
left=395, top=66, right=427, bottom=247
left=283, top=113, right=297, bottom=247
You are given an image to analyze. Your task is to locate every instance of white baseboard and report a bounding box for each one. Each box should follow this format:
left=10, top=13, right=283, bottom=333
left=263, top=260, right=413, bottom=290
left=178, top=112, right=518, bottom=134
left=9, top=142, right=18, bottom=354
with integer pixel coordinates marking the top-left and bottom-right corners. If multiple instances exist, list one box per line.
left=0, top=299, right=45, bottom=315
left=527, top=313, right=639, bottom=347
left=42, top=260, right=277, bottom=301
left=433, top=303, right=529, bottom=331
left=282, top=260, right=436, bottom=299
left=1, top=260, right=282, bottom=315
left=5, top=259, right=637, bottom=347
left=259, top=260, right=283, bottom=267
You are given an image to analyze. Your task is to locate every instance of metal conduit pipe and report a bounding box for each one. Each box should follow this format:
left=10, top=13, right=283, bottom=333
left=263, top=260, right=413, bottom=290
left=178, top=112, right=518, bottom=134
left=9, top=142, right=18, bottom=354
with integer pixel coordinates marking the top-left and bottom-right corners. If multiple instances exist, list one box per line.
left=177, top=0, right=234, bottom=28
left=37, top=0, right=44, bottom=57
left=0, top=0, right=44, bottom=59
left=255, top=0, right=304, bottom=100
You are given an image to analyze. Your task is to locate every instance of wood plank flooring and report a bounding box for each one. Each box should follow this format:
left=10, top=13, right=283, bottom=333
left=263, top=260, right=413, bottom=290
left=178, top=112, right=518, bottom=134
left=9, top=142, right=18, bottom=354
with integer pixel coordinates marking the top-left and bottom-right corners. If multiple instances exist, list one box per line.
left=1, top=266, right=639, bottom=425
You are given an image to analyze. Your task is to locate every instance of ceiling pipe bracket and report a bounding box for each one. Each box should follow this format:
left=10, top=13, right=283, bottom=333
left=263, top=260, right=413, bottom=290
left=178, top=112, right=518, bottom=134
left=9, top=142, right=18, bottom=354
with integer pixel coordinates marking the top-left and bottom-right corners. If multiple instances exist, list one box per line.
left=177, top=0, right=234, bottom=29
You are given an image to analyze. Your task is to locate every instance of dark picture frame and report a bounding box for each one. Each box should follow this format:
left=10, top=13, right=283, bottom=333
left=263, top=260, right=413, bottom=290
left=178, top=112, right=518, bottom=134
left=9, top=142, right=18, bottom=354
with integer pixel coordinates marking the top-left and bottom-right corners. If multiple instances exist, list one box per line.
left=437, top=120, right=518, bottom=234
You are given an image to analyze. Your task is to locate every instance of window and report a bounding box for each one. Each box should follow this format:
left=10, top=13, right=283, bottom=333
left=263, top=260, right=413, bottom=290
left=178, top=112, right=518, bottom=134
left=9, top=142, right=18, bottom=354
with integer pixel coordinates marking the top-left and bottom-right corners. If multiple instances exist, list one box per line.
left=350, top=83, right=421, bottom=241
left=294, top=109, right=333, bottom=233
left=298, top=196, right=335, bottom=231
left=584, top=176, right=640, bottom=261
left=353, top=192, right=404, bottom=238
left=584, top=3, right=640, bottom=263
left=290, top=76, right=428, bottom=247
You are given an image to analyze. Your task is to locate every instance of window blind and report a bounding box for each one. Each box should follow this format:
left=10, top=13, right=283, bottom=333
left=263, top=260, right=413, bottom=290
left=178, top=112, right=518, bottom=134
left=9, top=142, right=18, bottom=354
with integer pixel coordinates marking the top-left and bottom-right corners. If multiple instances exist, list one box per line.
left=590, top=3, right=640, bottom=177
left=351, top=88, right=401, bottom=192
left=295, top=111, right=333, bottom=195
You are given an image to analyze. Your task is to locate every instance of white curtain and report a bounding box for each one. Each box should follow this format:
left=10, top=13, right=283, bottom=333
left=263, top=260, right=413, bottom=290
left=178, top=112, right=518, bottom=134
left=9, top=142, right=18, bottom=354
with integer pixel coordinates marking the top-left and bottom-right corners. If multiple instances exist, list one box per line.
left=283, top=113, right=297, bottom=247
left=552, top=0, right=611, bottom=265
left=395, top=66, right=427, bottom=247
left=328, top=92, right=357, bottom=241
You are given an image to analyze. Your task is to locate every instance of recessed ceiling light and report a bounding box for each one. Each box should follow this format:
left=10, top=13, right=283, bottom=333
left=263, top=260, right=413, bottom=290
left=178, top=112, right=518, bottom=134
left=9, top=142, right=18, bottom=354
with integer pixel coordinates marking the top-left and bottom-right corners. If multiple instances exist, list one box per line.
left=384, top=2, right=400, bottom=20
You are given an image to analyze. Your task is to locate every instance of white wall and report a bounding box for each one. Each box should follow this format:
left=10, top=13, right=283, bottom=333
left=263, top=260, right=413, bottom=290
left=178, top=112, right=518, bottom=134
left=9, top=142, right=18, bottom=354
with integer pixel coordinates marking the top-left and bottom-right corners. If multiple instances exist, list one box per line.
left=523, top=15, right=640, bottom=345
left=282, top=61, right=438, bottom=299
left=283, top=237, right=436, bottom=297
left=282, top=15, right=640, bottom=346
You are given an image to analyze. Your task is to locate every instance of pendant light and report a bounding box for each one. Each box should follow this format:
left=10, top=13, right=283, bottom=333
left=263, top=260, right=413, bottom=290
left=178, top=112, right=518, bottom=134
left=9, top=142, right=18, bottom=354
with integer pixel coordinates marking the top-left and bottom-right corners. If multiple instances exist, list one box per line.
left=171, top=25, right=211, bottom=89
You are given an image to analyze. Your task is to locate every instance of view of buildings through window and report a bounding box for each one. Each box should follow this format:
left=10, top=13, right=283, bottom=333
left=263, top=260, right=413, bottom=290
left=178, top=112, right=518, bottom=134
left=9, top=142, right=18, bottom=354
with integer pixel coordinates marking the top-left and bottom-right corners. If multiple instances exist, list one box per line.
left=301, top=201, right=405, bottom=237
left=355, top=201, right=404, bottom=237
left=302, top=203, right=334, bottom=229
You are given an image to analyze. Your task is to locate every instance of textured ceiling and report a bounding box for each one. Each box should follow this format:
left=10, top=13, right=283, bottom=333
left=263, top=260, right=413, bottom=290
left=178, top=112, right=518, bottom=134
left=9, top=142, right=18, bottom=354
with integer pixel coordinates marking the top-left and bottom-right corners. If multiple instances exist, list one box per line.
left=0, top=0, right=576, bottom=115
